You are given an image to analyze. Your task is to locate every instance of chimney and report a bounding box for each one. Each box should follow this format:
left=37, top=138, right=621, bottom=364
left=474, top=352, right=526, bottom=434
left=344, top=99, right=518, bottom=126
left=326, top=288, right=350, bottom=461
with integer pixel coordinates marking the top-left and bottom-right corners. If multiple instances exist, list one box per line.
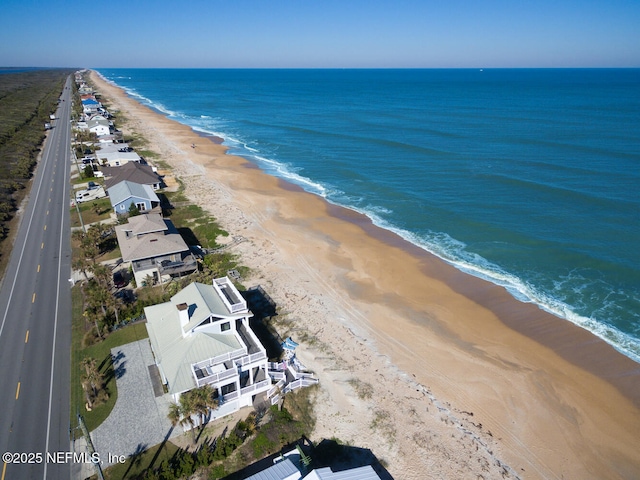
left=177, top=303, right=189, bottom=336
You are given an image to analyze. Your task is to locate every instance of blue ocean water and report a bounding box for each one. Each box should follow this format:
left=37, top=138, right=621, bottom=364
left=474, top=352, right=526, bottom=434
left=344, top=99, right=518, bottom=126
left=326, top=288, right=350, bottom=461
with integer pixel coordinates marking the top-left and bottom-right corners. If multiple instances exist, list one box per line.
left=96, top=68, right=640, bottom=362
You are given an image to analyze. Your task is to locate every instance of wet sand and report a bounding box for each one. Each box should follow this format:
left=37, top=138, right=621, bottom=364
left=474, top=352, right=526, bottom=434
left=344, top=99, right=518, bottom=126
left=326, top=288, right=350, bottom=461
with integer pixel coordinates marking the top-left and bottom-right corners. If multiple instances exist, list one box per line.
left=90, top=70, right=640, bottom=479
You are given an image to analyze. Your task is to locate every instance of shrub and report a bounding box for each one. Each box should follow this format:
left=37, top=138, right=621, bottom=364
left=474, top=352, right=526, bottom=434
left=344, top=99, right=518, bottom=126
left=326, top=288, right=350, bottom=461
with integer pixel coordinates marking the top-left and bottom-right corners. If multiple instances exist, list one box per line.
left=252, top=432, right=275, bottom=459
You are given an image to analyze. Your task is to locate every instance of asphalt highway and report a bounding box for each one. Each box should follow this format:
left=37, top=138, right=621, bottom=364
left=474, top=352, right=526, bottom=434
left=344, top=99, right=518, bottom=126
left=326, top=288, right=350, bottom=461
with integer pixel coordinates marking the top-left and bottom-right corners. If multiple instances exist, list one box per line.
left=0, top=76, right=73, bottom=480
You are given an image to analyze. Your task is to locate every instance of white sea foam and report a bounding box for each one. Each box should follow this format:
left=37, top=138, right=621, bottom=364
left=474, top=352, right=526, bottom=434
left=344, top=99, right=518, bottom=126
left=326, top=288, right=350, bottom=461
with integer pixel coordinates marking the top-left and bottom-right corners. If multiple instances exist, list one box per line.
left=329, top=201, right=640, bottom=363
left=98, top=71, right=640, bottom=364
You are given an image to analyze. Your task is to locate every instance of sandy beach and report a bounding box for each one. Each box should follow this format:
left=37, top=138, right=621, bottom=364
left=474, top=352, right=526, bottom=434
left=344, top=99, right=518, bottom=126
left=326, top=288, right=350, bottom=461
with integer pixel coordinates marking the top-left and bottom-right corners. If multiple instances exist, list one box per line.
left=90, top=71, right=640, bottom=480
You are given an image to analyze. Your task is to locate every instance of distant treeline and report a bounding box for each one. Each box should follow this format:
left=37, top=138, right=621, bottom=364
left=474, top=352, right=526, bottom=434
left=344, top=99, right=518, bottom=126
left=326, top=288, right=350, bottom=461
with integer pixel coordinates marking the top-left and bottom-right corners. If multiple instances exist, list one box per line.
left=0, top=69, right=74, bottom=243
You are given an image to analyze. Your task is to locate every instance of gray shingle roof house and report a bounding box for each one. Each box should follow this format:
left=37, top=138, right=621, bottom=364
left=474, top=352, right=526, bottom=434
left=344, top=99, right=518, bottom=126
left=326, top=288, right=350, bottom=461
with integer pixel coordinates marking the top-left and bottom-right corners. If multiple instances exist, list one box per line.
left=145, top=278, right=271, bottom=422
left=114, top=213, right=196, bottom=285
left=103, top=162, right=162, bottom=190
left=108, top=180, right=160, bottom=215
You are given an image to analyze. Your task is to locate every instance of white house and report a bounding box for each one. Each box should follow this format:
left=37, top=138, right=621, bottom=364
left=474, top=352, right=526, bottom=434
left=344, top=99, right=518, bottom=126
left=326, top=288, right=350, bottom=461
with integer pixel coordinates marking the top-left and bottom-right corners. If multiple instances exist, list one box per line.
left=145, top=278, right=272, bottom=421
left=87, top=117, right=111, bottom=137
left=98, top=151, right=141, bottom=167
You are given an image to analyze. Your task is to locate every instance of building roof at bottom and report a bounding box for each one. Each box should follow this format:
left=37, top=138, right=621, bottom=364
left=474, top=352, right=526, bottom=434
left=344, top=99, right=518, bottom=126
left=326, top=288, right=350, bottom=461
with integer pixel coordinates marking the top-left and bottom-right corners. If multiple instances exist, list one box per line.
left=302, top=465, right=381, bottom=480
left=244, top=458, right=301, bottom=480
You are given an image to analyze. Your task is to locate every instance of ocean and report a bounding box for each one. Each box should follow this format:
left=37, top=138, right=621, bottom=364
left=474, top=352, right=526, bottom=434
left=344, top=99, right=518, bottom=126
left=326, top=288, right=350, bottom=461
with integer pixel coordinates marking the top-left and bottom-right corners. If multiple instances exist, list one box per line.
left=96, top=68, right=640, bottom=363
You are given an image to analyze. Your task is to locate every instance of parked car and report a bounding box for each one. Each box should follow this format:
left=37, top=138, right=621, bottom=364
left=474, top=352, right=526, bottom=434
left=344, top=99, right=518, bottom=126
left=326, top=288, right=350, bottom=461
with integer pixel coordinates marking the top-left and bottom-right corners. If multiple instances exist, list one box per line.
left=74, top=186, right=106, bottom=203
left=113, top=271, right=127, bottom=288
left=114, top=288, right=134, bottom=303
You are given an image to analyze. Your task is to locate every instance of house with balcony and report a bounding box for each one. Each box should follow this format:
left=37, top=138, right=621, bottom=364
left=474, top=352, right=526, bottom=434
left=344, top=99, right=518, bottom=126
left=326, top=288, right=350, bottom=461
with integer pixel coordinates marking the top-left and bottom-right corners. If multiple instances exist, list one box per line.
left=82, top=98, right=101, bottom=115
left=145, top=278, right=272, bottom=421
left=115, top=212, right=197, bottom=285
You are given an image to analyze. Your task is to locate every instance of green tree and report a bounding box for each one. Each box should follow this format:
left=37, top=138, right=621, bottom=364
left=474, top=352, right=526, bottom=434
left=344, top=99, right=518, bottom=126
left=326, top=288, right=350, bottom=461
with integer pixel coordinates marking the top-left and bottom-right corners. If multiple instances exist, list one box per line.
left=191, top=384, right=219, bottom=430
left=128, top=202, right=141, bottom=217
left=72, top=256, right=89, bottom=281
left=80, top=357, right=104, bottom=409
left=83, top=164, right=94, bottom=178
left=167, top=402, right=182, bottom=429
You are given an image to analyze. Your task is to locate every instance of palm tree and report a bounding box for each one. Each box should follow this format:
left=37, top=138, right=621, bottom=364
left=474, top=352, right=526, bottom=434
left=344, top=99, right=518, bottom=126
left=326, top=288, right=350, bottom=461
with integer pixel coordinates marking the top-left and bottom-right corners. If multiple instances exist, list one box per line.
left=89, top=263, right=110, bottom=290
left=178, top=392, right=198, bottom=442
left=81, top=357, right=103, bottom=408
left=72, top=257, right=89, bottom=281
left=167, top=402, right=182, bottom=428
left=191, top=385, right=218, bottom=429
left=85, top=279, right=110, bottom=318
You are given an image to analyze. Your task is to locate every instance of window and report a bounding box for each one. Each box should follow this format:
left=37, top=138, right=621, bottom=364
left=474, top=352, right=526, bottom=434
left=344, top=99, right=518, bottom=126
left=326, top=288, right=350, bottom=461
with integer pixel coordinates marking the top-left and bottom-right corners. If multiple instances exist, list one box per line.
left=221, top=322, right=230, bottom=332
left=136, top=202, right=146, bottom=211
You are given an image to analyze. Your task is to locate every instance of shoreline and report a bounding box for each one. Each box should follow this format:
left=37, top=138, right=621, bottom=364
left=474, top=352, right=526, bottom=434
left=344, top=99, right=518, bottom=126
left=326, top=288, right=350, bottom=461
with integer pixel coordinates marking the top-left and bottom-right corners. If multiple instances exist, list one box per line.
left=90, top=70, right=640, bottom=479
left=98, top=69, right=639, bottom=366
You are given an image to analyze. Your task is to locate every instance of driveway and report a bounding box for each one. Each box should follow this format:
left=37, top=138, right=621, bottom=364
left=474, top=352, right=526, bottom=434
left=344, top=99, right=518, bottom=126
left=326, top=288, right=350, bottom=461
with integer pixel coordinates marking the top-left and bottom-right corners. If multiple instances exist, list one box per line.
left=90, top=339, right=181, bottom=467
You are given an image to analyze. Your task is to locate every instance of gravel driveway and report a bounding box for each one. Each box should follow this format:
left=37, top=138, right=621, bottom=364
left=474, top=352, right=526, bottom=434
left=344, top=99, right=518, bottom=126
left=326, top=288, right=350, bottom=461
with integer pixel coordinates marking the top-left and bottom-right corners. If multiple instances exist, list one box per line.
left=90, top=339, right=181, bottom=467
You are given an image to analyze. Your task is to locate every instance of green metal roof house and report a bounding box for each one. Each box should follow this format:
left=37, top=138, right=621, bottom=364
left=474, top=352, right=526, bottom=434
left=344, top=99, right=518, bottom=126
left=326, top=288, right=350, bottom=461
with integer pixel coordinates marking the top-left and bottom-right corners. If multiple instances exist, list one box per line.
left=145, top=277, right=271, bottom=422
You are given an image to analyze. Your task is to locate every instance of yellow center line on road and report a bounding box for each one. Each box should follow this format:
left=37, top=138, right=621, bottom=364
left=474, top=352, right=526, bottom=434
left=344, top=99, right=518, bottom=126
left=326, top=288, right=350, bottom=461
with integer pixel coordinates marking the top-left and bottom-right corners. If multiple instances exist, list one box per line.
left=15, top=382, right=20, bottom=400
left=25, top=330, right=29, bottom=343
left=37, top=264, right=40, bottom=272
left=2, top=460, right=6, bottom=480
left=32, top=293, right=36, bottom=303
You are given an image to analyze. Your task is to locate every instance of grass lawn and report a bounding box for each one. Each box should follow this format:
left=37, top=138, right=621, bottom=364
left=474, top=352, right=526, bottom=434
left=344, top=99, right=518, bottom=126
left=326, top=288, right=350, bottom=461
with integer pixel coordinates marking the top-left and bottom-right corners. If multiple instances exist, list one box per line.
left=70, top=197, right=113, bottom=227
left=71, top=283, right=149, bottom=432
left=102, top=440, right=180, bottom=480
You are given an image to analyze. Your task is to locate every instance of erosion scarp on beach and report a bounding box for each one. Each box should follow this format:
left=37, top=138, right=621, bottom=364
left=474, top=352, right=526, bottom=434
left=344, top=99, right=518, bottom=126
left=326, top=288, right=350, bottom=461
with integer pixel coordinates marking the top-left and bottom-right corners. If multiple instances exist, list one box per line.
left=90, top=70, right=640, bottom=480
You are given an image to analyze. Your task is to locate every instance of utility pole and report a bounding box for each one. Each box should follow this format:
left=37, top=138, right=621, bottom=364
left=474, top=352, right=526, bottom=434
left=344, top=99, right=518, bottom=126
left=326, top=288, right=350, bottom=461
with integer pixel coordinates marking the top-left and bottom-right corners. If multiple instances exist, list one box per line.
left=78, top=414, right=104, bottom=480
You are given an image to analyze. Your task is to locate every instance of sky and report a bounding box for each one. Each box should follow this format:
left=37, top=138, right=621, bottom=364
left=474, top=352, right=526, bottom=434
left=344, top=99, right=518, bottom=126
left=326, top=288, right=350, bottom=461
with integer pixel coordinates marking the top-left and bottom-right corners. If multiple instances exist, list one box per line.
left=1, top=0, right=639, bottom=68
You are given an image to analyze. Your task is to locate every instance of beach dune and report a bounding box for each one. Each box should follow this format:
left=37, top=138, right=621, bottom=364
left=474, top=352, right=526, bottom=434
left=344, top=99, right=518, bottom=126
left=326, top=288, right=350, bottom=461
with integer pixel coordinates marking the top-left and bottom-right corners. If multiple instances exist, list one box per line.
left=90, top=71, right=640, bottom=480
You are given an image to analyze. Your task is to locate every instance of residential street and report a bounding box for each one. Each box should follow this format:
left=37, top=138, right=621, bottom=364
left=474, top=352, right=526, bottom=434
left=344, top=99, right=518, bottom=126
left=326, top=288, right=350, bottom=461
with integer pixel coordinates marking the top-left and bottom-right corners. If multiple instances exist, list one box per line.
left=0, top=76, right=73, bottom=480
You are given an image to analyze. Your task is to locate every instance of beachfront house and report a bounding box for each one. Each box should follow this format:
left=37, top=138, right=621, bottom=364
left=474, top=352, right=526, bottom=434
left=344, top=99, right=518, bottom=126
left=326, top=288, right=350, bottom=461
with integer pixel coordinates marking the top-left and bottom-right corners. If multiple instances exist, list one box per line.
left=145, top=278, right=272, bottom=422
left=114, top=212, right=197, bottom=285
left=108, top=180, right=160, bottom=215
left=104, top=162, right=163, bottom=190
left=82, top=98, right=101, bottom=115
left=87, top=116, right=111, bottom=137
left=98, top=150, right=142, bottom=167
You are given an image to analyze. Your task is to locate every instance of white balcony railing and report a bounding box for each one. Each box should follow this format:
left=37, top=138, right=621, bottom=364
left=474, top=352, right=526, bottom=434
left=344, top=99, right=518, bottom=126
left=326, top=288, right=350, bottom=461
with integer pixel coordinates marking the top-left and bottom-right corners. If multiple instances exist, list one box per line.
left=213, top=277, right=247, bottom=314
left=194, top=366, right=238, bottom=388
left=240, top=379, right=271, bottom=397
left=267, top=378, right=286, bottom=398
left=236, top=351, right=267, bottom=367
left=192, top=348, right=246, bottom=371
